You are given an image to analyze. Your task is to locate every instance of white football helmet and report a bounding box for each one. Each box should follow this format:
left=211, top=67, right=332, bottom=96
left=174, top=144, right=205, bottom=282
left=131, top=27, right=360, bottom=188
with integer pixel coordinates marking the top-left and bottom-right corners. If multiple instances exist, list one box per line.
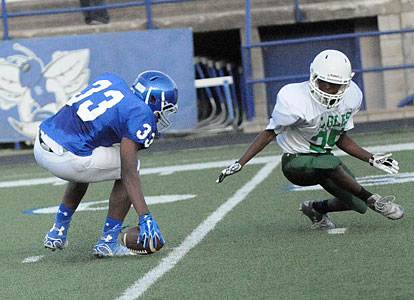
left=308, top=49, right=354, bottom=108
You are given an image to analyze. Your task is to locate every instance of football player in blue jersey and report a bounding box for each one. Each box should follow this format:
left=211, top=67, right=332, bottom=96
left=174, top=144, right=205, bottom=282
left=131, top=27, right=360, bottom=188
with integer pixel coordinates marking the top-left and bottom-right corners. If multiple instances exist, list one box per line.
left=34, top=70, right=178, bottom=257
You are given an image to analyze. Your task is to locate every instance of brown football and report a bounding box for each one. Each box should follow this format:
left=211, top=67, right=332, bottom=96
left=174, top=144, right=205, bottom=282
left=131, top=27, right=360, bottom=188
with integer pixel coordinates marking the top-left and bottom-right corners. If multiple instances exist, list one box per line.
left=120, top=226, right=164, bottom=255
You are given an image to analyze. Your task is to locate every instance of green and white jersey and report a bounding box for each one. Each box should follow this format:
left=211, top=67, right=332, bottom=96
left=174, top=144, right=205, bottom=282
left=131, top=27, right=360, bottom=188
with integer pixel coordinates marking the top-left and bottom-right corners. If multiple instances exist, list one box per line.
left=266, top=81, right=362, bottom=154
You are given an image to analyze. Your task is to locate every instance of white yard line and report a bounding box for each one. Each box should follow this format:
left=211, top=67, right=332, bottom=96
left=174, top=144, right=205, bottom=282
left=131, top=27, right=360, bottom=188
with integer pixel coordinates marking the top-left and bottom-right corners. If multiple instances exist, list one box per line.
left=0, top=177, right=67, bottom=188
left=26, top=195, right=197, bottom=214
left=114, top=142, right=414, bottom=300
left=5, top=142, right=414, bottom=281
left=328, top=228, right=347, bottom=234
left=2, top=142, right=414, bottom=189
left=115, top=158, right=281, bottom=300
left=22, top=256, right=44, bottom=263
left=287, top=172, right=414, bottom=191
left=0, top=156, right=276, bottom=189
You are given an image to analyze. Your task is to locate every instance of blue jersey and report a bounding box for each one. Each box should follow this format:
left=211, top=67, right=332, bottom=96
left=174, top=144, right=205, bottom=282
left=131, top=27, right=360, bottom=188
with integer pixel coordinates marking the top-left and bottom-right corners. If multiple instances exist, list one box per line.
left=40, top=72, right=156, bottom=156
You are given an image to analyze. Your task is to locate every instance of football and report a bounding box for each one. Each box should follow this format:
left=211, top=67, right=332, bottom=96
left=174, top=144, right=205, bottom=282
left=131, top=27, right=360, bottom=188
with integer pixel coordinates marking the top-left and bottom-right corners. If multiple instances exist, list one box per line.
left=120, top=226, right=164, bottom=255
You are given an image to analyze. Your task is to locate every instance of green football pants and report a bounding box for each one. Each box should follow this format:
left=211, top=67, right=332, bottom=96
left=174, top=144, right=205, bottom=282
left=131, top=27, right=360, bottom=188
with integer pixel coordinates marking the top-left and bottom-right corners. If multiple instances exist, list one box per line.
left=281, top=152, right=367, bottom=213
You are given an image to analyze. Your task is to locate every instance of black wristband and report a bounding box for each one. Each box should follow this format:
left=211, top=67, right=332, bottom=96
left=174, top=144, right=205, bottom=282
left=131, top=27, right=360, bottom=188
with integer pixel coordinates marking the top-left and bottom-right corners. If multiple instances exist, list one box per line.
left=369, top=156, right=374, bottom=166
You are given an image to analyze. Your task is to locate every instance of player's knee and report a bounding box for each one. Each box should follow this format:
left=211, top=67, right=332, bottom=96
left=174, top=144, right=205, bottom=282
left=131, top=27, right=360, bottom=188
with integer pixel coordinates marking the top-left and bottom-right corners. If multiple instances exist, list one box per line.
left=324, top=165, right=343, bottom=178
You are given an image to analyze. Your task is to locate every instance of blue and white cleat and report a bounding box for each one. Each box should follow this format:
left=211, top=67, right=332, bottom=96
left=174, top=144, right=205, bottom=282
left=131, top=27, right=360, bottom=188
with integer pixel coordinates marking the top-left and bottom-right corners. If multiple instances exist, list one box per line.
left=44, top=222, right=70, bottom=251
left=93, top=232, right=135, bottom=258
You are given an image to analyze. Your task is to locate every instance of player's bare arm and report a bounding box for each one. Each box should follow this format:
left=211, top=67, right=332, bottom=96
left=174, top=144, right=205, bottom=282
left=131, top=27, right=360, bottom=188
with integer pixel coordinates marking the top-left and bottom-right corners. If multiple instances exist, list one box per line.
left=120, top=136, right=149, bottom=215
left=335, top=132, right=372, bottom=162
left=238, top=129, right=276, bottom=165
left=120, top=137, right=165, bottom=250
left=336, top=132, right=399, bottom=174
left=217, top=129, right=276, bottom=183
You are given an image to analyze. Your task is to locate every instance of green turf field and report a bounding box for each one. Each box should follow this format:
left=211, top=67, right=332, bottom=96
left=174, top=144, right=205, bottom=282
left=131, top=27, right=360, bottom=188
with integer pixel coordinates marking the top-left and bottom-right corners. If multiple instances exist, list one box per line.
left=0, top=130, right=413, bottom=300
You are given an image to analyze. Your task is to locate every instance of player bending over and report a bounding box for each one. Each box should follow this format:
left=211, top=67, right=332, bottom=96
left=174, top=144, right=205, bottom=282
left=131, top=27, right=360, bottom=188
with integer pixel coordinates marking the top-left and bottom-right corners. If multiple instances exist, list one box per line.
left=217, top=49, right=404, bottom=229
left=34, top=70, right=178, bottom=256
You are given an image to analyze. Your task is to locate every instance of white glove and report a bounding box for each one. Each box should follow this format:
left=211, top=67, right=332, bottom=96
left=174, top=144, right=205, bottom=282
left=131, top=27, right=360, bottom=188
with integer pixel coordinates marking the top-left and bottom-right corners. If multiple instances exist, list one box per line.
left=216, top=161, right=242, bottom=183
left=369, top=153, right=399, bottom=174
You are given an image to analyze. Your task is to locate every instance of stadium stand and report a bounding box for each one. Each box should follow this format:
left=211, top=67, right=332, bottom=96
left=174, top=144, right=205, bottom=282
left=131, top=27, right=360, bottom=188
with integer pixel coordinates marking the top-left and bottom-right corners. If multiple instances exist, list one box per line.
left=1, top=0, right=414, bottom=136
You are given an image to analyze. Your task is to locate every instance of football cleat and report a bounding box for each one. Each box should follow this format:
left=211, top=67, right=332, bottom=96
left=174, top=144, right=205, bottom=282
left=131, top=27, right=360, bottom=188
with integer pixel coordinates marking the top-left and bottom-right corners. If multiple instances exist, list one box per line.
left=367, top=194, right=404, bottom=220
left=300, top=201, right=335, bottom=230
left=44, top=222, right=70, bottom=251
left=93, top=231, right=136, bottom=258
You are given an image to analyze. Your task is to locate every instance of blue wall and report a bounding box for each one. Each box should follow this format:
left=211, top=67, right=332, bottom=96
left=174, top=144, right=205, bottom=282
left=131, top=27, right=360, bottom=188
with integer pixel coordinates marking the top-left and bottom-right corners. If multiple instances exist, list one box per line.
left=0, top=28, right=195, bottom=142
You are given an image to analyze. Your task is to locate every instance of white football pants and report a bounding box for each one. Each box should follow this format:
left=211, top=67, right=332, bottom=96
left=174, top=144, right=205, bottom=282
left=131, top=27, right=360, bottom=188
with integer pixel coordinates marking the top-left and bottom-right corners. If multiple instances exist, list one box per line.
left=34, top=131, right=139, bottom=183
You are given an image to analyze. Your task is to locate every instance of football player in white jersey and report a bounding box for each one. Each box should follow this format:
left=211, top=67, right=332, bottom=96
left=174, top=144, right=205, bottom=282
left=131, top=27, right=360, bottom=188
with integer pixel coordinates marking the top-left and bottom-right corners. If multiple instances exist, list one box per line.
left=34, top=70, right=178, bottom=257
left=217, top=49, right=404, bottom=229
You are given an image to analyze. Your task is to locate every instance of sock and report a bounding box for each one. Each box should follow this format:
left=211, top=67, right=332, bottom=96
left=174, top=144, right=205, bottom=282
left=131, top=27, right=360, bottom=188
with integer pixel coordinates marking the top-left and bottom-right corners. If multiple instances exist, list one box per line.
left=312, top=200, right=329, bottom=214
left=357, top=187, right=373, bottom=202
left=55, top=203, right=75, bottom=223
left=103, top=216, right=123, bottom=234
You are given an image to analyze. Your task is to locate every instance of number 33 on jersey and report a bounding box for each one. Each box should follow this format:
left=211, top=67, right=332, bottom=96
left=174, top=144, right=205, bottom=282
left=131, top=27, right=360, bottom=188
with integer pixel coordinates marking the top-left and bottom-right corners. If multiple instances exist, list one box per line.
left=40, top=72, right=157, bottom=156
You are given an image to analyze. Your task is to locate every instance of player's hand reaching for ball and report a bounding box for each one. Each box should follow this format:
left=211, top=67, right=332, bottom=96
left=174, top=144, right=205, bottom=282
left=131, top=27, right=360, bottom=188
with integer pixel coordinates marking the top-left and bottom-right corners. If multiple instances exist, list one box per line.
left=138, top=212, right=165, bottom=251
left=216, top=161, right=242, bottom=183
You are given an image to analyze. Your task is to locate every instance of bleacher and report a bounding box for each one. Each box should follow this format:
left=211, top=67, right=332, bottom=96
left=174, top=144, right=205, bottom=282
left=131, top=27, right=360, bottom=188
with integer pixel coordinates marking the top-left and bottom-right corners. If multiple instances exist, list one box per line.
left=1, top=0, right=414, bottom=142
left=1, top=0, right=256, bottom=136
left=2, top=0, right=348, bottom=40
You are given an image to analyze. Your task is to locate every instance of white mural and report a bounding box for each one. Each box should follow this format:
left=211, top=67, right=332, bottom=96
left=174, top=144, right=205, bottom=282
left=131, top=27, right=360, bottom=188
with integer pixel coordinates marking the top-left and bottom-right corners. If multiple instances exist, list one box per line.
left=0, top=43, right=90, bottom=139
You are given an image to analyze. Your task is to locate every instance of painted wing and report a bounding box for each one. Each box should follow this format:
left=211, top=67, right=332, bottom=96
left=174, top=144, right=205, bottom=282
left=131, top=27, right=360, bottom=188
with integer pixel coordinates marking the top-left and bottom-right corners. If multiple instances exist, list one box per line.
left=43, top=49, right=90, bottom=104
left=8, top=117, right=41, bottom=139
left=0, top=60, right=26, bottom=110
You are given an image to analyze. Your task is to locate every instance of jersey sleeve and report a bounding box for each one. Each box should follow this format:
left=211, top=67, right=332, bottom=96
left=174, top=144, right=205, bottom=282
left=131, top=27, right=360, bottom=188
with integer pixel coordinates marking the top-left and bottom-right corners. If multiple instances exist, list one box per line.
left=266, top=91, right=300, bottom=134
left=344, top=82, right=363, bottom=131
left=123, top=109, right=156, bottom=149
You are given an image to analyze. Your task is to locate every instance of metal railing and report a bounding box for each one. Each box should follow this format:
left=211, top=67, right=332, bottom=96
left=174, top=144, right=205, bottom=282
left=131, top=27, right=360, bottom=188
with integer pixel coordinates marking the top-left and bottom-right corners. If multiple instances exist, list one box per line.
left=0, top=0, right=247, bottom=134
left=243, top=28, right=414, bottom=84
left=3, top=0, right=413, bottom=125
left=242, top=0, right=414, bottom=118
left=0, top=0, right=200, bottom=40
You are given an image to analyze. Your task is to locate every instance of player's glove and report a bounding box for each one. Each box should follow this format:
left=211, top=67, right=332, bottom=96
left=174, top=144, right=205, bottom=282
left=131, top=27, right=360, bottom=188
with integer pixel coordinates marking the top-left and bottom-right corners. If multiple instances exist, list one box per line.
left=369, top=153, right=399, bottom=174
left=138, top=212, right=165, bottom=249
left=216, top=161, right=242, bottom=183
